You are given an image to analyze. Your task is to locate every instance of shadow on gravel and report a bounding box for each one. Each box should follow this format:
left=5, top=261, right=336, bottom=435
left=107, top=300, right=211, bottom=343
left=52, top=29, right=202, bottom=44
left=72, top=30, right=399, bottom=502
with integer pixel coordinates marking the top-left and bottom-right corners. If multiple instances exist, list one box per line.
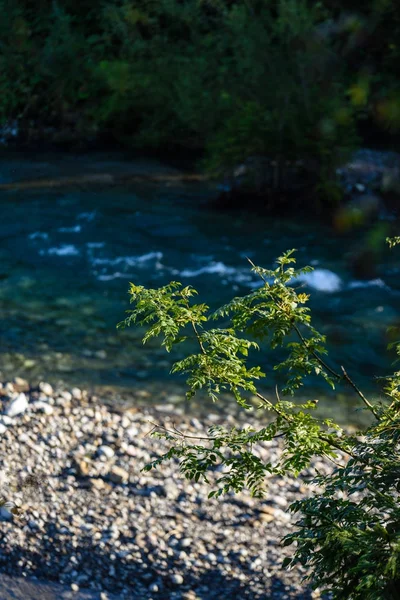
left=0, top=517, right=314, bottom=600
left=0, top=572, right=120, bottom=600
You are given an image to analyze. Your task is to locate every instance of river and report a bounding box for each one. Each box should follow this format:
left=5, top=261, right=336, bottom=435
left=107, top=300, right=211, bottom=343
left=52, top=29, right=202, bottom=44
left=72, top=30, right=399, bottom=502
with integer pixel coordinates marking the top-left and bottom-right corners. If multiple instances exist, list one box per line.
left=0, top=151, right=399, bottom=424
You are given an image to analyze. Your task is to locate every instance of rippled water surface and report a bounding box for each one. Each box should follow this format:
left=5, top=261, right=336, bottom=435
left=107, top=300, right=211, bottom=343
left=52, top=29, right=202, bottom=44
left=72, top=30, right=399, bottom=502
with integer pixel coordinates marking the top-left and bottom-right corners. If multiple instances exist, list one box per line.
left=1, top=151, right=399, bottom=421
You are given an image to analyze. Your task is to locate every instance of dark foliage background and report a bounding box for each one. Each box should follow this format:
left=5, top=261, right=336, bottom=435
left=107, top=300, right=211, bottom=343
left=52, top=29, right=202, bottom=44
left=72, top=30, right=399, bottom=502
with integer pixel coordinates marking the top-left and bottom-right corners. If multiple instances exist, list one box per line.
left=1, top=0, right=400, bottom=176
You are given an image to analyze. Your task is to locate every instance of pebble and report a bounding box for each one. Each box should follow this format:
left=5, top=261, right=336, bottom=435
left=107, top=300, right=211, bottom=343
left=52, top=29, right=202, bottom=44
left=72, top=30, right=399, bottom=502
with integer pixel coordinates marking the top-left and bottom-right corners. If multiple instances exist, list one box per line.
left=273, top=495, right=288, bottom=508
left=0, top=378, right=333, bottom=600
left=39, top=382, right=53, bottom=396
left=0, top=505, right=13, bottom=521
left=6, top=393, right=28, bottom=417
left=14, top=377, right=29, bottom=390
left=124, top=445, right=137, bottom=457
left=98, top=445, right=115, bottom=460
left=108, top=466, right=129, bottom=484
left=74, top=459, right=90, bottom=478
left=31, top=401, right=54, bottom=416
left=5, top=382, right=14, bottom=394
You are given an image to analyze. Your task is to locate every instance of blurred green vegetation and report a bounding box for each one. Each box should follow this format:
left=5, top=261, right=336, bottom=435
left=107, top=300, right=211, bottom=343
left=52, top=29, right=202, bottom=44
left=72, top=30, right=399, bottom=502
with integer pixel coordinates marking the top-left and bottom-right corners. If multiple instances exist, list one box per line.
left=1, top=0, right=400, bottom=190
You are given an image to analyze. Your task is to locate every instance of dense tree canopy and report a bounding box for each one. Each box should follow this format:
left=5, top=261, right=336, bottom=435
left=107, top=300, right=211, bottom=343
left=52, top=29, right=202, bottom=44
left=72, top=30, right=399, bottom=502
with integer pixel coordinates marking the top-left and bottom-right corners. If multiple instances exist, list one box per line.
left=1, top=1, right=400, bottom=182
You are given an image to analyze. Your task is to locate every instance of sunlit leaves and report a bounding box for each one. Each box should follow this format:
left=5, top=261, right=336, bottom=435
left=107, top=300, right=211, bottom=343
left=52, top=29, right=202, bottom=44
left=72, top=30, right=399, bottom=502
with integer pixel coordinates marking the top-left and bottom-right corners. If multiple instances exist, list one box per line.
left=284, top=416, right=400, bottom=599
left=118, top=282, right=208, bottom=352
left=120, top=249, right=400, bottom=596
left=387, top=236, right=400, bottom=248
left=213, top=251, right=332, bottom=393
left=120, top=251, right=352, bottom=497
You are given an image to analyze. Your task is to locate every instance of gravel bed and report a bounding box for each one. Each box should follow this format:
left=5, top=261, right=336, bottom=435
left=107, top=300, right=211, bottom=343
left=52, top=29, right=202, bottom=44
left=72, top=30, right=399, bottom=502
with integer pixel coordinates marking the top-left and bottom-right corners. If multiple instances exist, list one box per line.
left=0, top=379, right=332, bottom=600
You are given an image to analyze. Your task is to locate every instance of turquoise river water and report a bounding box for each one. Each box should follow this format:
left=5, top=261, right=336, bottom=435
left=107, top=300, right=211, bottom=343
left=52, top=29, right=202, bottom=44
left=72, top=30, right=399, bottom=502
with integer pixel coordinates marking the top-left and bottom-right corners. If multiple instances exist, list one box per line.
left=0, top=151, right=399, bottom=423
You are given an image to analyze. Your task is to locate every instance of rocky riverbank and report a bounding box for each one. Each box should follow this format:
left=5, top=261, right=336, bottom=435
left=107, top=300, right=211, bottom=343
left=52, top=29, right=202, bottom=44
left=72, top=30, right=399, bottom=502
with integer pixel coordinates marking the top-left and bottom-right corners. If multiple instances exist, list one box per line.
left=0, top=378, right=337, bottom=600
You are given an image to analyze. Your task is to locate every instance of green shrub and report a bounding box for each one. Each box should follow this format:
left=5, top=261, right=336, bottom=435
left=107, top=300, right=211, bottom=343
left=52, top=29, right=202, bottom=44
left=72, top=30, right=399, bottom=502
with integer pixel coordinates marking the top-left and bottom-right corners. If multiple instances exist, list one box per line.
left=119, top=244, right=400, bottom=598
left=0, top=1, right=358, bottom=179
left=96, top=0, right=358, bottom=181
left=1, top=0, right=400, bottom=200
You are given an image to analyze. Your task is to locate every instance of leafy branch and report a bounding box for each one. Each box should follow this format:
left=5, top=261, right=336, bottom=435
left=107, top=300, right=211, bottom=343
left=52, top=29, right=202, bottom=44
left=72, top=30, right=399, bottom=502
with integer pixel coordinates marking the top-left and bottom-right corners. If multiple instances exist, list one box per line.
left=120, top=247, right=400, bottom=597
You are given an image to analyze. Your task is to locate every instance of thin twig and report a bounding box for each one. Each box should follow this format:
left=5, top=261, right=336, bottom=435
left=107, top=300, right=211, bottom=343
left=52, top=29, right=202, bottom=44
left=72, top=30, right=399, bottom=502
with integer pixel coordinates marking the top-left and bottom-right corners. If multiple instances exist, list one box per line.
left=292, top=323, right=341, bottom=380
left=259, top=387, right=358, bottom=461
left=322, top=452, right=346, bottom=469
left=144, top=425, right=158, bottom=438
left=319, top=434, right=357, bottom=460
left=147, top=420, right=217, bottom=441
left=246, top=257, right=268, bottom=283
left=192, top=322, right=206, bottom=355
left=341, top=366, right=379, bottom=420
left=255, top=391, right=290, bottom=422
left=147, top=419, right=286, bottom=444
left=275, top=384, right=282, bottom=404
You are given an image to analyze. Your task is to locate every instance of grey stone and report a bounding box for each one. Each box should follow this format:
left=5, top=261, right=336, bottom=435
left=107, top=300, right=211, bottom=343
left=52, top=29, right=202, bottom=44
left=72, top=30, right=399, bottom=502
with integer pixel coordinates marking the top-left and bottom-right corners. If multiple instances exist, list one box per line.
left=6, top=393, right=28, bottom=417
left=170, top=574, right=184, bottom=585
left=32, top=401, right=54, bottom=416
left=108, top=466, right=129, bottom=485
left=97, top=445, right=115, bottom=460
left=39, top=382, right=53, bottom=396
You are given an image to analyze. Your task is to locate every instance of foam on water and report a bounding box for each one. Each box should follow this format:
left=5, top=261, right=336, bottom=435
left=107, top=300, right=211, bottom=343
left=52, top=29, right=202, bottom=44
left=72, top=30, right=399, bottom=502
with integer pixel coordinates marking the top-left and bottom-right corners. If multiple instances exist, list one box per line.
left=293, top=270, right=387, bottom=293
left=87, top=242, right=105, bottom=249
left=97, top=272, right=132, bottom=281
left=40, top=244, right=80, bottom=257
left=135, top=251, right=163, bottom=264
left=349, top=278, right=387, bottom=290
left=297, top=269, right=342, bottom=292
left=92, top=251, right=164, bottom=281
left=92, top=251, right=163, bottom=268
left=58, top=225, right=82, bottom=233
left=29, top=232, right=49, bottom=240
left=180, top=261, right=237, bottom=278
left=77, top=211, right=96, bottom=222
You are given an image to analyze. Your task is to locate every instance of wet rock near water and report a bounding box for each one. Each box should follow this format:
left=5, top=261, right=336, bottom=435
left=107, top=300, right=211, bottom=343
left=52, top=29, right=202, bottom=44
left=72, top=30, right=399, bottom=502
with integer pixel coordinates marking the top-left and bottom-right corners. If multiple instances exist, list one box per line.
left=216, top=148, right=400, bottom=220
left=337, top=148, right=400, bottom=197
left=0, top=380, right=333, bottom=599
